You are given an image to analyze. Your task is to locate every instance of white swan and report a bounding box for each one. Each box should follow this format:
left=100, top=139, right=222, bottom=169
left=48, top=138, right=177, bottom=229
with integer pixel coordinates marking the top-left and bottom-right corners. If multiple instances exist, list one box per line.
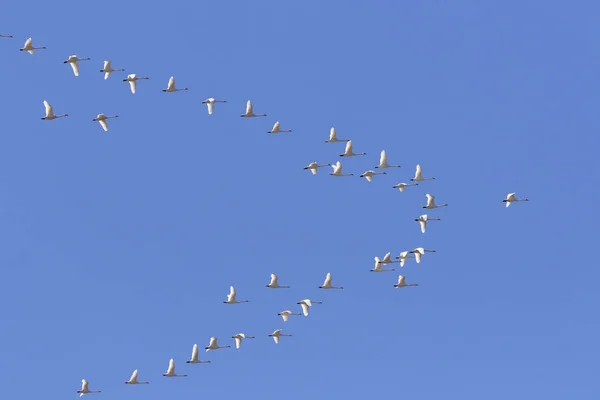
left=0, top=34, right=13, bottom=38
left=232, top=333, right=256, bottom=349
left=268, top=121, right=292, bottom=134
left=224, top=285, right=249, bottom=304
left=123, top=74, right=149, bottom=94
left=392, top=182, right=419, bottom=192
left=379, top=252, right=399, bottom=266
left=339, top=140, right=366, bottom=157
left=77, top=379, right=101, bottom=397
left=371, top=257, right=395, bottom=272
left=92, top=114, right=118, bottom=132
left=503, top=192, right=529, bottom=207
left=19, top=37, right=46, bottom=54
left=100, top=61, right=125, bottom=80
left=278, top=310, right=302, bottom=321
left=125, top=369, right=149, bottom=384
left=266, top=273, right=290, bottom=288
left=411, top=164, right=435, bottom=182
left=360, top=170, right=386, bottom=182
left=376, top=150, right=401, bottom=168
left=409, top=247, right=436, bottom=263
left=64, top=55, right=91, bottom=77
left=186, top=344, right=211, bottom=364
left=415, top=214, right=440, bottom=233
left=240, top=100, right=266, bottom=117
left=423, top=194, right=448, bottom=209
left=329, top=161, right=353, bottom=177
left=325, top=127, right=349, bottom=143
left=205, top=337, right=231, bottom=351
left=319, top=272, right=343, bottom=289
left=202, top=98, right=227, bottom=115
left=41, top=101, right=68, bottom=120
left=304, top=161, right=331, bottom=175
left=296, top=299, right=322, bottom=316
left=162, top=76, right=188, bottom=92
left=162, top=358, right=187, bottom=377
left=394, top=275, right=419, bottom=288
left=269, top=329, right=292, bottom=344
left=395, top=251, right=415, bottom=267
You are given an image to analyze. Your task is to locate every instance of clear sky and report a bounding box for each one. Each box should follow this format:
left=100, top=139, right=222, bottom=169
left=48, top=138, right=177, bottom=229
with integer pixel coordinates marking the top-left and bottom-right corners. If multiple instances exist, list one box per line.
left=0, top=1, right=599, bottom=399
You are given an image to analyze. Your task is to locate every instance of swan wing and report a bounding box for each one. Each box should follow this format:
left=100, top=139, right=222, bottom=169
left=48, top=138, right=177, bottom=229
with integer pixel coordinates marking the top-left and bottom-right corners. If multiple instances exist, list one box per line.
left=332, top=161, right=342, bottom=174
left=383, top=252, right=392, bottom=263
left=228, top=286, right=236, bottom=301
left=415, top=164, right=422, bottom=179
left=129, top=369, right=138, bottom=383
left=419, top=219, right=427, bottom=233
left=234, top=336, right=242, bottom=349
left=271, top=121, right=280, bottom=131
left=272, top=335, right=280, bottom=344
left=329, top=127, right=336, bottom=140
left=24, top=37, right=32, bottom=48
left=207, top=102, right=214, bottom=115
left=269, top=274, right=278, bottom=286
left=380, top=150, right=387, bottom=166
left=426, top=194, right=434, bottom=207
left=245, top=100, right=253, bottom=114
left=167, top=358, right=175, bottom=374
left=397, top=275, right=406, bottom=286
left=365, top=175, right=372, bottom=182
left=103, top=60, right=110, bottom=70
left=81, top=379, right=89, bottom=391
left=167, top=76, right=175, bottom=90
left=506, top=193, right=516, bottom=201
left=129, top=80, right=136, bottom=94
left=99, top=119, right=108, bottom=132
left=414, top=252, right=422, bottom=263
left=300, top=302, right=309, bottom=316
left=70, top=61, right=79, bottom=76
left=323, top=272, right=332, bottom=287
left=310, top=167, right=318, bottom=175
left=344, top=140, right=353, bottom=154
left=191, top=344, right=198, bottom=361
left=43, top=101, right=53, bottom=117
left=281, top=312, right=289, bottom=321
left=209, top=337, right=217, bottom=348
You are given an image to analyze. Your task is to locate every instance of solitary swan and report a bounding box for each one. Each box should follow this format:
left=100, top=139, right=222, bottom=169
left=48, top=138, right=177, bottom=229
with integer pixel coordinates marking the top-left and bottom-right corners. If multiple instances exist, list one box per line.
left=325, top=127, right=349, bottom=143
left=319, top=272, right=343, bottom=289
left=339, top=140, right=366, bottom=157
left=162, top=358, right=187, bottom=377
left=278, top=310, right=302, bottom=321
left=376, top=150, right=401, bottom=168
left=20, top=37, right=46, bottom=54
left=100, top=60, right=125, bottom=80
left=77, top=379, right=101, bottom=397
left=186, top=344, right=211, bottom=364
left=205, top=337, right=231, bottom=351
left=266, top=273, right=290, bottom=288
left=423, top=194, right=448, bottom=209
left=92, top=113, right=118, bottom=132
left=162, top=76, right=188, bottom=92
left=124, top=369, right=149, bottom=384
left=64, top=55, right=91, bottom=77
left=304, top=161, right=331, bottom=175
left=224, top=285, right=249, bottom=304
left=296, top=299, right=322, bottom=316
left=123, top=74, right=149, bottom=94
left=415, top=214, right=440, bottom=233
left=202, top=98, right=226, bottom=114
left=411, top=164, right=435, bottom=182
left=392, top=182, right=418, bottom=192
left=360, top=170, right=386, bottom=182
left=0, top=34, right=13, bottom=38
left=269, top=329, right=292, bottom=344
left=41, top=100, right=68, bottom=120
left=371, top=257, right=395, bottom=272
left=410, top=247, right=436, bottom=263
left=503, top=192, right=529, bottom=207
left=240, top=100, right=266, bottom=117
left=232, top=333, right=256, bottom=349
left=395, top=251, right=415, bottom=267
left=268, top=121, right=292, bottom=134
left=329, top=161, right=353, bottom=177
left=394, top=275, right=419, bottom=288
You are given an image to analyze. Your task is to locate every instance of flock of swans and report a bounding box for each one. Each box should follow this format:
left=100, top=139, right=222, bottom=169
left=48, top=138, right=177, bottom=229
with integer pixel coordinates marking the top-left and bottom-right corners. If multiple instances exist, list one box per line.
left=2, top=32, right=530, bottom=397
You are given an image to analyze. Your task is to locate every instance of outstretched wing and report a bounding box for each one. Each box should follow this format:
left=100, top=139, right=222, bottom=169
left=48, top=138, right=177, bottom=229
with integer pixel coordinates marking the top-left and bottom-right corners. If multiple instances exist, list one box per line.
left=397, top=275, right=406, bottom=286
left=300, top=302, right=309, bottom=316
left=103, top=60, right=111, bottom=70
left=129, top=369, right=138, bottom=383
left=207, top=102, right=214, bottom=115
left=81, top=379, right=89, bottom=391
left=269, top=274, right=278, bottom=286
left=344, top=140, right=353, bottom=154
left=167, top=358, right=175, bottom=374
left=70, top=61, right=79, bottom=77
left=426, top=194, right=434, bottom=207
left=329, top=127, right=336, bottom=140
left=129, top=80, right=136, bottom=94
left=419, top=219, right=426, bottom=233
left=323, top=272, right=332, bottom=286
left=380, top=150, right=386, bottom=166
left=235, top=337, right=242, bottom=349
left=415, top=164, right=422, bottom=179
left=99, top=119, right=108, bottom=132
left=271, top=121, right=280, bottom=131
left=43, top=100, right=53, bottom=116
left=245, top=100, right=253, bottom=114
left=167, top=76, right=175, bottom=90
left=191, top=344, right=198, bottom=361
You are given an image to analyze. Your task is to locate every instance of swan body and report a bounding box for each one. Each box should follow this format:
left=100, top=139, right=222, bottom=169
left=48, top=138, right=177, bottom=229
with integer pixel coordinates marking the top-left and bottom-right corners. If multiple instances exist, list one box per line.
left=162, top=358, right=187, bottom=377
left=266, top=273, right=290, bottom=288
left=329, top=161, right=353, bottom=176
left=395, top=251, right=415, bottom=267
left=125, top=369, right=149, bottom=384
left=100, top=60, right=125, bottom=80
left=339, top=140, right=366, bottom=157
left=296, top=299, right=322, bottom=316
left=394, top=275, right=419, bottom=288
left=409, top=247, right=436, bottom=263
left=92, top=113, right=118, bottom=131
left=319, top=272, right=343, bottom=289
left=268, top=121, right=292, bottom=133
left=224, top=285, right=249, bottom=304
left=123, top=74, right=149, bottom=94
left=411, top=164, right=435, bottom=182
left=162, top=76, right=188, bottom=92
left=503, top=192, right=529, bottom=207
left=376, top=150, right=401, bottom=168
left=269, top=329, right=292, bottom=344
left=205, top=337, right=231, bottom=351
left=202, top=98, right=226, bottom=115
left=41, top=100, right=68, bottom=120
left=64, top=55, right=91, bottom=77
left=20, top=37, right=46, bottom=54
left=232, top=333, right=256, bottom=349
left=240, top=100, right=266, bottom=117
left=186, top=344, right=211, bottom=364
left=360, top=170, right=386, bottom=182
left=415, top=214, right=440, bottom=233
left=304, top=161, right=331, bottom=175
left=278, top=310, right=302, bottom=321
left=423, top=194, right=448, bottom=209
left=392, top=182, right=418, bottom=192
left=325, top=127, right=349, bottom=143
left=77, top=379, right=101, bottom=397
left=371, top=256, right=395, bottom=272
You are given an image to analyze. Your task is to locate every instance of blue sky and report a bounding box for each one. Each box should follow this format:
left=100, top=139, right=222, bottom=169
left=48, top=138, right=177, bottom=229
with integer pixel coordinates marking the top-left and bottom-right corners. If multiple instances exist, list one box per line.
left=1, top=1, right=599, bottom=399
